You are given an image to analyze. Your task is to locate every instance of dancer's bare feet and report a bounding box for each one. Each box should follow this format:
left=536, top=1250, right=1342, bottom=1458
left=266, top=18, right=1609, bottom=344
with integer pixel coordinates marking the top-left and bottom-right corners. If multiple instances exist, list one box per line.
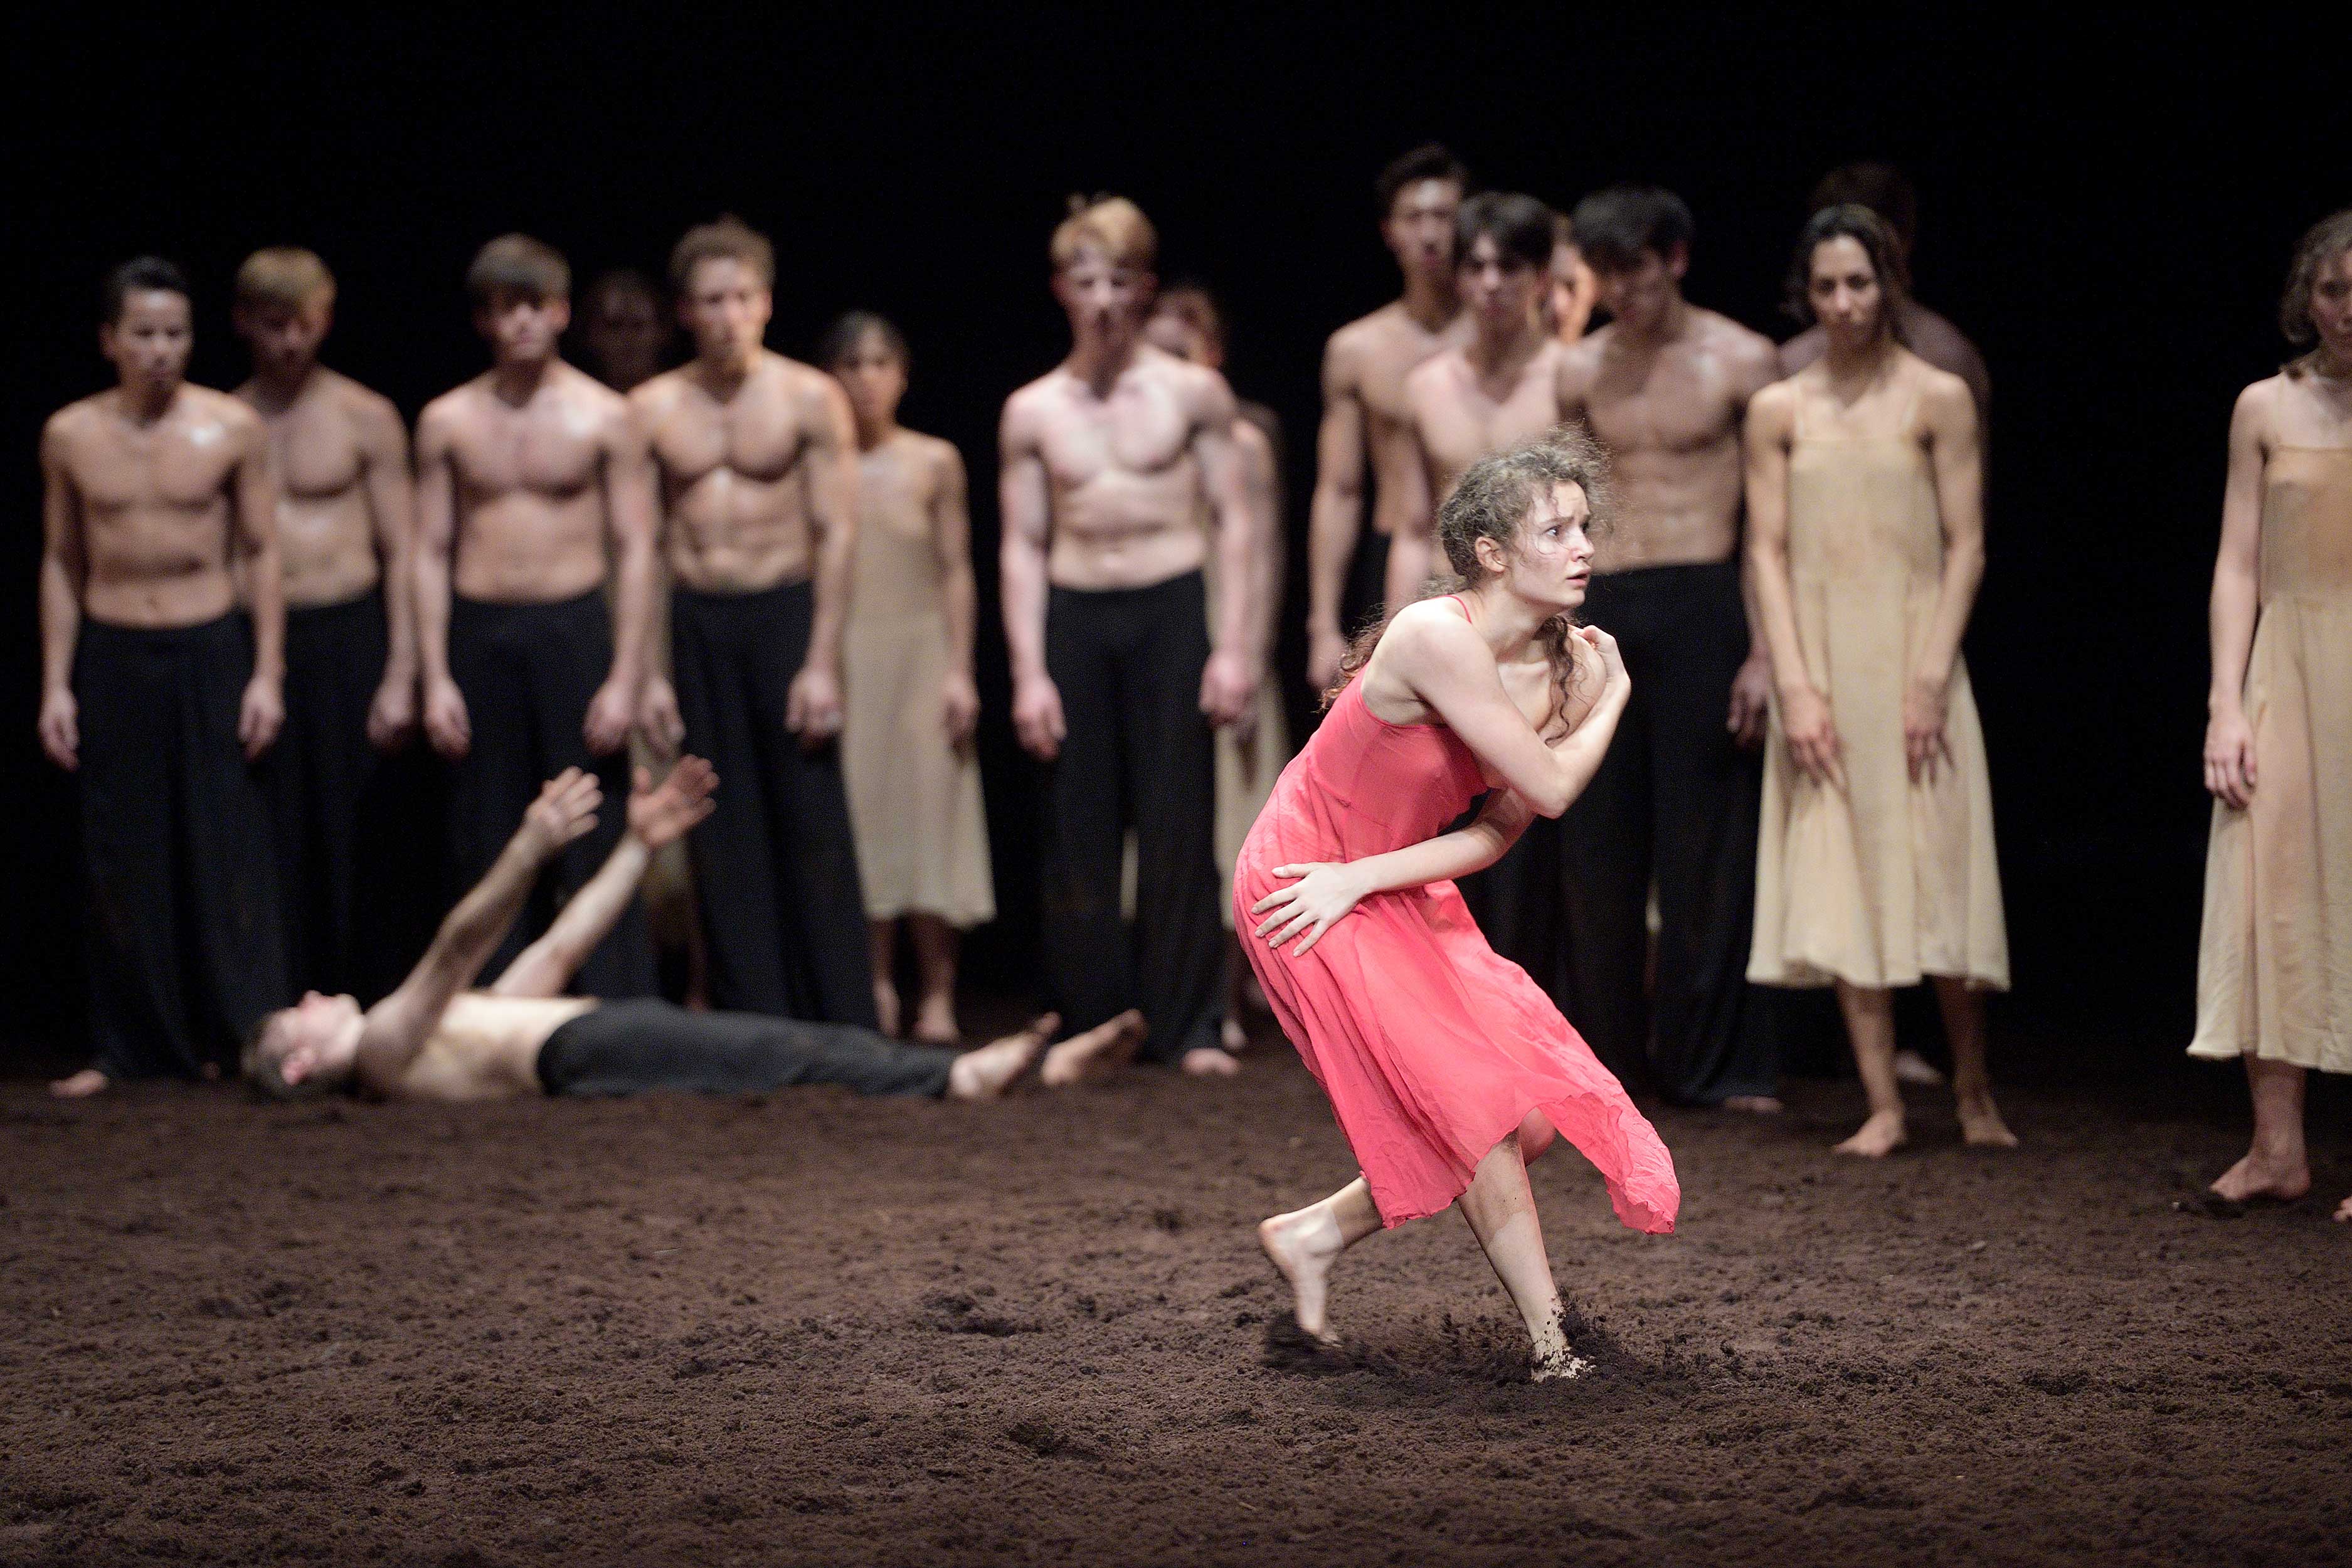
left=1956, top=1091, right=2019, bottom=1148
left=50, top=1069, right=109, bottom=1099
left=1835, top=1110, right=1908, bottom=1157
left=1180, top=1046, right=1241, bottom=1078
left=1039, top=1010, right=1146, bottom=1088
left=1259, top=1208, right=1345, bottom=1344
left=913, top=992, right=960, bottom=1047
left=946, top=1013, right=1057, bottom=1101
left=1221, top=1015, right=1249, bottom=1054
left=873, top=980, right=903, bottom=1039
left=1531, top=1347, right=1594, bottom=1382
left=1720, top=1094, right=1784, bottom=1115
left=1894, top=1049, right=1945, bottom=1086
left=2210, top=1150, right=2311, bottom=1203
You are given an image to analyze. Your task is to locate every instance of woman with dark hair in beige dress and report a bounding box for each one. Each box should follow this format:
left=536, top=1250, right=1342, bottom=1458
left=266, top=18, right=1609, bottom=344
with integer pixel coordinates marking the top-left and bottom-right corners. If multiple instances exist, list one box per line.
left=824, top=314, right=994, bottom=1044
left=1745, top=205, right=2015, bottom=1158
left=2191, top=210, right=2352, bottom=1219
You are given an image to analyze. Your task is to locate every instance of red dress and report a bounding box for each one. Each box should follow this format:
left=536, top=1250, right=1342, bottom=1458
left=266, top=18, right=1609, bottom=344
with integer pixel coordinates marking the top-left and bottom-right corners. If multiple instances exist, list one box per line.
left=1234, top=679, right=1680, bottom=1233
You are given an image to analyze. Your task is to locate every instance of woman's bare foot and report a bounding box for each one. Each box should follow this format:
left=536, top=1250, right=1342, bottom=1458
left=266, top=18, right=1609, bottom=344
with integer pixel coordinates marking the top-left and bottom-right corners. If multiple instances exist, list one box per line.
left=2210, top=1149, right=2311, bottom=1203
left=1956, top=1091, right=2019, bottom=1148
left=912, top=992, right=959, bottom=1047
left=1221, top=1015, right=1249, bottom=1054
left=1531, top=1347, right=1594, bottom=1382
left=50, top=1068, right=110, bottom=1099
left=1258, top=1209, right=1345, bottom=1343
left=872, top=980, right=902, bottom=1039
left=1894, top=1049, right=1946, bottom=1086
left=1180, top=1046, right=1241, bottom=1078
left=1039, top=1010, right=1146, bottom=1088
left=945, top=1013, right=1058, bottom=1101
left=1720, top=1094, right=1784, bottom=1115
left=1835, top=1110, right=1908, bottom=1157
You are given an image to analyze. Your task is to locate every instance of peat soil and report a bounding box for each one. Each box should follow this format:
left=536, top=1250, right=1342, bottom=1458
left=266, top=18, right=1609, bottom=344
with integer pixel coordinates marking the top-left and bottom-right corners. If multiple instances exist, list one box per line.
left=2, top=1023, right=2347, bottom=1567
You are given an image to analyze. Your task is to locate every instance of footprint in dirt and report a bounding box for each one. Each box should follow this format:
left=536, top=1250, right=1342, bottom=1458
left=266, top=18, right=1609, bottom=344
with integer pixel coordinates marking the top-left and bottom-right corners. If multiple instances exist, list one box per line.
left=1260, top=1304, right=1695, bottom=1396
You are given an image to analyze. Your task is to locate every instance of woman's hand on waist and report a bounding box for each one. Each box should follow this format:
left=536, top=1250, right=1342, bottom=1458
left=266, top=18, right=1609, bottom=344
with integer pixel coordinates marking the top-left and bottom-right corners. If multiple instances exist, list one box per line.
left=1249, top=862, right=1372, bottom=956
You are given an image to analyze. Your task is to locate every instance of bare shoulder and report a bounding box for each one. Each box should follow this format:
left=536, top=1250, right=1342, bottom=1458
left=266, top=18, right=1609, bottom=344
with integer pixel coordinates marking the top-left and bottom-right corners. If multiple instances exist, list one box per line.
left=1558, top=327, right=1606, bottom=392
left=1745, top=374, right=1799, bottom=433
left=1908, top=355, right=1975, bottom=425
left=1402, top=344, right=1461, bottom=404
left=1382, top=595, right=1480, bottom=660
left=1778, top=324, right=1825, bottom=378
left=559, top=363, right=628, bottom=415
left=186, top=383, right=260, bottom=429
left=1325, top=304, right=1395, bottom=364
left=327, top=372, right=406, bottom=436
left=1700, top=309, right=1779, bottom=376
left=911, top=430, right=965, bottom=479
left=2232, top=374, right=2286, bottom=440
left=628, top=364, right=691, bottom=416
left=1000, top=368, right=1064, bottom=434
left=43, top=395, right=109, bottom=450
left=1161, top=352, right=1235, bottom=421
left=418, top=378, right=484, bottom=435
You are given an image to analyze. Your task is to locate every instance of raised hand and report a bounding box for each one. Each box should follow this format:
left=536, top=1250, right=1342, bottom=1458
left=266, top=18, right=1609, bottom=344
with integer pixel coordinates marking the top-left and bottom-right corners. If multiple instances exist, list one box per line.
left=519, top=767, right=602, bottom=859
left=627, top=755, right=718, bottom=852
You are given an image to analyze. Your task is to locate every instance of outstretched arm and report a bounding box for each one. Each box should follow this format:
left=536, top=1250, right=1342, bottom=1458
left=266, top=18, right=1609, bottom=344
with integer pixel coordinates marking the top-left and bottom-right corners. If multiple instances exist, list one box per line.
left=355, top=770, right=603, bottom=1089
left=490, top=756, right=718, bottom=998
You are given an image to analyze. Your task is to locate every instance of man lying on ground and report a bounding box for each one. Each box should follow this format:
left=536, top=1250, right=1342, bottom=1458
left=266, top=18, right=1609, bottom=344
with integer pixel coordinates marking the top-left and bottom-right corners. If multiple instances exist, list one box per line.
left=245, top=757, right=1142, bottom=1103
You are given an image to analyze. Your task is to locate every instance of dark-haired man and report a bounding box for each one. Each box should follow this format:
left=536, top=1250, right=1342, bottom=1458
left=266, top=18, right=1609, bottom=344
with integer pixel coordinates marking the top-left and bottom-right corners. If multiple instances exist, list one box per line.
left=40, top=258, right=290, bottom=1096
left=232, top=248, right=423, bottom=1004
left=630, top=217, right=873, bottom=1026
left=245, top=757, right=1142, bottom=1105
left=1001, top=196, right=1259, bottom=1076
left=416, top=235, right=659, bottom=996
left=1778, top=162, right=1989, bottom=416
left=1304, top=143, right=1471, bottom=692
left=1548, top=184, right=1784, bottom=1107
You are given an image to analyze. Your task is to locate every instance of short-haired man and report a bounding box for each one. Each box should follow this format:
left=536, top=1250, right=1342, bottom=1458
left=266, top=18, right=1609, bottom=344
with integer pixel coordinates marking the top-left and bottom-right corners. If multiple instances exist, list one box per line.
left=416, top=235, right=659, bottom=995
left=1304, top=144, right=1472, bottom=692
left=40, top=258, right=290, bottom=1096
left=1547, top=185, right=1786, bottom=1107
left=1002, top=196, right=1260, bottom=1076
left=1777, top=162, right=1989, bottom=416
left=630, top=216, right=874, bottom=1026
left=245, top=757, right=1142, bottom=1104
left=232, top=248, right=421, bottom=1003
left=578, top=269, right=671, bottom=393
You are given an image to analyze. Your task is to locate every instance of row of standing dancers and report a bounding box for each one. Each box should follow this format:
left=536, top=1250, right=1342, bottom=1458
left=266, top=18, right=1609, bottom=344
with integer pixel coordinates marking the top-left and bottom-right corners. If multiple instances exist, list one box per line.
left=34, top=147, right=2352, bottom=1364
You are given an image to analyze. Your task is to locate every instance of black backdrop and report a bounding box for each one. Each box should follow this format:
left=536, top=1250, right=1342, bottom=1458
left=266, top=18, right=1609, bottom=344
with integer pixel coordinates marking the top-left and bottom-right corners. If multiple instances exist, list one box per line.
left=8, top=9, right=2344, bottom=1074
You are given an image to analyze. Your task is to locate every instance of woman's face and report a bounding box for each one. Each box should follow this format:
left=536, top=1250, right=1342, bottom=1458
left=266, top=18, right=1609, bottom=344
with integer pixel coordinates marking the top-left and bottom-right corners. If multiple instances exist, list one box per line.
left=1488, top=482, right=1596, bottom=612
left=2311, top=246, right=2352, bottom=364
left=1808, top=234, right=1886, bottom=349
left=831, top=329, right=907, bottom=428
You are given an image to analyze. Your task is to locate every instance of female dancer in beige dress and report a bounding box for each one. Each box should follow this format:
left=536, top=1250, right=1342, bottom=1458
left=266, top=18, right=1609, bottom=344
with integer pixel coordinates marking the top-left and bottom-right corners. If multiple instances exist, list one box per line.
left=1745, top=205, right=2015, bottom=1157
left=824, top=314, right=994, bottom=1043
left=2191, top=211, right=2352, bottom=1218
left=1145, top=285, right=1290, bottom=1051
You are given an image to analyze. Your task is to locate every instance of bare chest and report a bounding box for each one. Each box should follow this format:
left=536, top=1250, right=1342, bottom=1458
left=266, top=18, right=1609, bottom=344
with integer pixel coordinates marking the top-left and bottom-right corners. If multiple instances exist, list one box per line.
left=266, top=400, right=366, bottom=501
left=1038, top=383, right=1194, bottom=489
left=68, top=419, right=240, bottom=516
left=1585, top=352, right=1736, bottom=456
left=1421, top=371, right=1561, bottom=487
left=448, top=400, right=604, bottom=498
left=652, top=394, right=807, bottom=487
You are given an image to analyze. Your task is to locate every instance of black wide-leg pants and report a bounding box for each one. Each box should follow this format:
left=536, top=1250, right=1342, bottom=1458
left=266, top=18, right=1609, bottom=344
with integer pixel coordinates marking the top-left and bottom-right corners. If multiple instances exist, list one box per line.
left=73, top=613, right=289, bottom=1080
left=1461, top=561, right=1777, bottom=1104
left=670, top=580, right=876, bottom=1027
left=446, top=590, right=654, bottom=997
left=1040, top=570, right=1222, bottom=1064
left=537, top=997, right=953, bottom=1099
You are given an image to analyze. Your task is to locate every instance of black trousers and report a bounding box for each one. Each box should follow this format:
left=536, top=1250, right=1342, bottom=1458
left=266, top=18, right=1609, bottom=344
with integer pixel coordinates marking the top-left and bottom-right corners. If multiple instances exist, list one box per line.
left=1461, top=561, right=1777, bottom=1104
left=261, top=591, right=416, bottom=1002
left=74, top=613, right=289, bottom=1080
left=537, top=998, right=955, bottom=1098
left=1041, top=571, right=1221, bottom=1063
left=670, top=581, right=876, bottom=1027
left=447, top=591, right=654, bottom=997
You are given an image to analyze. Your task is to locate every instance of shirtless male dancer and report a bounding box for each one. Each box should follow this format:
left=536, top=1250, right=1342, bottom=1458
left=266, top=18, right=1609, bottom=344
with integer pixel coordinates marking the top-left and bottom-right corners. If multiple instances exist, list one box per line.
left=233, top=248, right=421, bottom=1002
left=1001, top=196, right=1259, bottom=1076
left=41, top=258, right=289, bottom=1096
left=1550, top=185, right=1783, bottom=1106
left=1778, top=163, right=1989, bottom=417
left=630, top=216, right=874, bottom=1026
left=1304, top=144, right=1471, bottom=692
left=244, top=757, right=1142, bottom=1104
left=416, top=235, right=659, bottom=995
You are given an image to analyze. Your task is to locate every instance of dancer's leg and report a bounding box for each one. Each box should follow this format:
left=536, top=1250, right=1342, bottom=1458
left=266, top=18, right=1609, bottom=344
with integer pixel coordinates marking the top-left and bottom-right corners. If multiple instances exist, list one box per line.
left=1833, top=982, right=1907, bottom=1156
left=1931, top=977, right=2015, bottom=1147
left=868, top=919, right=901, bottom=1037
left=1259, top=1178, right=1382, bottom=1343
left=909, top=913, right=960, bottom=1044
left=1454, top=1135, right=1581, bottom=1376
left=2212, top=1057, right=2311, bottom=1202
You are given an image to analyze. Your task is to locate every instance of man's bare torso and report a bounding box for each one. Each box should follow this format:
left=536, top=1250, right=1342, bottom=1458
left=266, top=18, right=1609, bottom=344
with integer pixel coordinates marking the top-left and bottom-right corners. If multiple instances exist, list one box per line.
left=1562, top=308, right=1777, bottom=573
left=380, top=992, right=596, bottom=1103
left=1335, top=302, right=1471, bottom=538
left=46, top=386, right=260, bottom=627
left=421, top=363, right=622, bottom=603
left=1014, top=347, right=1216, bottom=591
left=236, top=369, right=398, bottom=607
left=1407, top=338, right=1575, bottom=503
left=635, top=351, right=830, bottom=593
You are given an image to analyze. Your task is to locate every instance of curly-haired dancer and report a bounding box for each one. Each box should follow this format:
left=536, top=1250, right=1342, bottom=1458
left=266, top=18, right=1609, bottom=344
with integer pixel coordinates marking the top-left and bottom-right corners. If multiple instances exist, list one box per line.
left=1239, top=430, right=1678, bottom=1381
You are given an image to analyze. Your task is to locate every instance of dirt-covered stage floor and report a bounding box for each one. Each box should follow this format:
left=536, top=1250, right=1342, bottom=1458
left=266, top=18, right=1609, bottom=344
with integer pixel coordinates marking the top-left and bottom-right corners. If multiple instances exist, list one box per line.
left=4, top=1019, right=2346, bottom=1567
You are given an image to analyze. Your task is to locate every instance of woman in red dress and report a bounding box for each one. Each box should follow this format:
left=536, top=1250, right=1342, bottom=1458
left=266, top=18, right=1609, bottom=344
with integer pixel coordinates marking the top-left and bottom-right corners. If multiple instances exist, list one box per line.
left=1239, top=428, right=1678, bottom=1380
